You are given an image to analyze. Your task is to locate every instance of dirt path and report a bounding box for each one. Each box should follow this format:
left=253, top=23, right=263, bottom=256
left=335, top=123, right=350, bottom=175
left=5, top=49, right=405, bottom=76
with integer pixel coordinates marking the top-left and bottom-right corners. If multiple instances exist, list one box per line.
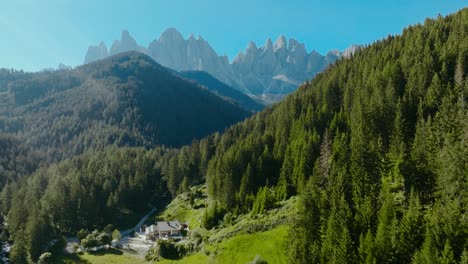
left=121, top=207, right=157, bottom=237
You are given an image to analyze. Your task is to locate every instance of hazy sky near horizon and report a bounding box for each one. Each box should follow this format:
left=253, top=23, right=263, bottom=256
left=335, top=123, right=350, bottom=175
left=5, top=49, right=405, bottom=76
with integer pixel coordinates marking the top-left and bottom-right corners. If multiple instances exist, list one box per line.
left=0, top=0, right=466, bottom=71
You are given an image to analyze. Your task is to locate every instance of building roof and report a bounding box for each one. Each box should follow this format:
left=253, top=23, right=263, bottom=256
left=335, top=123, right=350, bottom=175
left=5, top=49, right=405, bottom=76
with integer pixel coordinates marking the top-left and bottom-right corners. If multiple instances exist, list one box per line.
left=157, top=221, right=182, bottom=232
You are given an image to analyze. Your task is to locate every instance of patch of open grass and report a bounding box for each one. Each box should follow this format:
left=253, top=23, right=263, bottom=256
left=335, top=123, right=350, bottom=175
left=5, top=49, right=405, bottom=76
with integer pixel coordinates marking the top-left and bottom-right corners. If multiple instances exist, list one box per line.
left=53, top=248, right=148, bottom=264
left=158, top=253, right=211, bottom=264
left=158, top=225, right=289, bottom=264
left=214, top=225, right=289, bottom=264
left=208, top=197, right=297, bottom=243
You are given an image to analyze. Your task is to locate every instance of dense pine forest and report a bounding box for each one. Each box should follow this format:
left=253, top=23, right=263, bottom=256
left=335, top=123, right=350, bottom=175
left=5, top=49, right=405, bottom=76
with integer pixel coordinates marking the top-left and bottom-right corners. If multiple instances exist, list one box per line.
left=200, top=10, right=467, bottom=263
left=0, top=52, right=248, bottom=165
left=0, top=9, right=467, bottom=264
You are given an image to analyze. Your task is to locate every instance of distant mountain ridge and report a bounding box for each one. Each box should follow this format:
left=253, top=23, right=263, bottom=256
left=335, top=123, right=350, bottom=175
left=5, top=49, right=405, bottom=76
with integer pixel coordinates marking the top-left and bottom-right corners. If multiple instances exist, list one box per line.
left=179, top=71, right=264, bottom=112
left=0, top=51, right=249, bottom=161
left=84, top=29, right=362, bottom=104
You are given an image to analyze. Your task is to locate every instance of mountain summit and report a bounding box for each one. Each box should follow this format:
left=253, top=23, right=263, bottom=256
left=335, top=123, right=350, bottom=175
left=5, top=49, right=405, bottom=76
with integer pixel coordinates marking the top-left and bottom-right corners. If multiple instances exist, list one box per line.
left=84, top=29, right=361, bottom=104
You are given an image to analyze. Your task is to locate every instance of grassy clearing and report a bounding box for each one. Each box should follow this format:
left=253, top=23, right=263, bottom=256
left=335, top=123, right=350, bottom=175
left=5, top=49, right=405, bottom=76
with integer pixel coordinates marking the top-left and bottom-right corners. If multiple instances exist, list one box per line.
left=158, top=253, right=211, bottom=264
left=53, top=248, right=148, bottom=264
left=158, top=225, right=289, bottom=264
left=214, top=225, right=288, bottom=264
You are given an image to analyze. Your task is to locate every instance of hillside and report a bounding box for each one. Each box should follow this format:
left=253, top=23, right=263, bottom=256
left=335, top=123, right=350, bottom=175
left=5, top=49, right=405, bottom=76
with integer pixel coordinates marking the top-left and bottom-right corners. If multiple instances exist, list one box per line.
left=198, top=9, right=468, bottom=263
left=1, top=8, right=467, bottom=264
left=0, top=52, right=249, bottom=163
left=179, top=70, right=264, bottom=112
left=128, top=9, right=466, bottom=263
left=147, top=185, right=292, bottom=264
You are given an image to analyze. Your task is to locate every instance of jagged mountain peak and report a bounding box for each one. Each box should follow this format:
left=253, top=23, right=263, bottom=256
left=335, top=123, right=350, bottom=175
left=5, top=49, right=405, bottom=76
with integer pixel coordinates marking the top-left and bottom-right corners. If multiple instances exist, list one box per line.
left=121, top=30, right=134, bottom=42
left=288, top=39, right=306, bottom=53
left=109, top=30, right=145, bottom=56
left=264, top=38, right=274, bottom=51
left=288, top=38, right=302, bottom=49
left=233, top=51, right=245, bottom=64
left=247, top=41, right=259, bottom=52
left=84, top=28, right=358, bottom=104
left=84, top=42, right=109, bottom=64
left=159, top=27, right=185, bottom=43
left=274, top=35, right=287, bottom=51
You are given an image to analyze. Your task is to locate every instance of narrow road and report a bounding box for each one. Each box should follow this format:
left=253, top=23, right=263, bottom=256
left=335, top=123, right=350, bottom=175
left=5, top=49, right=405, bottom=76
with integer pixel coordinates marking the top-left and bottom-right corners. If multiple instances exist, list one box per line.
left=121, top=207, right=157, bottom=237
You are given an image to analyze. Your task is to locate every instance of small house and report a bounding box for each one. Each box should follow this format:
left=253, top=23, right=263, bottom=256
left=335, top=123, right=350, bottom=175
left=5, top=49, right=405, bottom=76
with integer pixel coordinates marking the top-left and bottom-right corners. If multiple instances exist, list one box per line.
left=145, top=221, right=186, bottom=241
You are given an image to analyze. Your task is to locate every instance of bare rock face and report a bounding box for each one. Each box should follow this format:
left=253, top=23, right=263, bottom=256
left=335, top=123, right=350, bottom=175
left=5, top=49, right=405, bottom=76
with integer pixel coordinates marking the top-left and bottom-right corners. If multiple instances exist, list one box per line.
left=148, top=28, right=186, bottom=69
left=230, top=35, right=341, bottom=98
left=342, top=44, right=363, bottom=58
left=84, top=28, right=358, bottom=104
left=109, top=30, right=147, bottom=56
left=84, top=42, right=109, bottom=64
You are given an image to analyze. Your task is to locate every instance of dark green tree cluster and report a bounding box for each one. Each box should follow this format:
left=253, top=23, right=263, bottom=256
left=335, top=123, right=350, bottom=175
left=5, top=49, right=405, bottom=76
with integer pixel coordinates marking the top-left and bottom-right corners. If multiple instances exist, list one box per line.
left=80, top=230, right=112, bottom=249
left=1, top=136, right=219, bottom=262
left=1, top=147, right=163, bottom=262
left=0, top=135, right=42, bottom=188
left=145, top=238, right=190, bottom=261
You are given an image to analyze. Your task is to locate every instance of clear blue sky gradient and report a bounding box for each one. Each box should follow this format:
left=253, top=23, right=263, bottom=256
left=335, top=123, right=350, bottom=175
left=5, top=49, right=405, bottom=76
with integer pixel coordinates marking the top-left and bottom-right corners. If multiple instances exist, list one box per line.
left=0, top=0, right=466, bottom=71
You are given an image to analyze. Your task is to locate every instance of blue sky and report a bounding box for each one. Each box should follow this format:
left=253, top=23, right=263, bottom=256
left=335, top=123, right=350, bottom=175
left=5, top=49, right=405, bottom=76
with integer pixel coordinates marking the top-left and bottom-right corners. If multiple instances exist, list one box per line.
left=0, top=0, right=466, bottom=71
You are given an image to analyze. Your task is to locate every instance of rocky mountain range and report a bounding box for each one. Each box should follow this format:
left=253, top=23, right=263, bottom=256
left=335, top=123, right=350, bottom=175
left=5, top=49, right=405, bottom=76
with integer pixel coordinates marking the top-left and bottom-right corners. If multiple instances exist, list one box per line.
left=84, top=29, right=362, bottom=104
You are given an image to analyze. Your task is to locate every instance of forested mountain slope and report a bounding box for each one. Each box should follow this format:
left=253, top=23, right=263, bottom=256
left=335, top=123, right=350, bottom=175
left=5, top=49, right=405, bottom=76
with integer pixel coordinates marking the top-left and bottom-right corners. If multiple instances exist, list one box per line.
left=0, top=52, right=249, bottom=164
left=171, top=10, right=467, bottom=263
left=179, top=70, right=264, bottom=112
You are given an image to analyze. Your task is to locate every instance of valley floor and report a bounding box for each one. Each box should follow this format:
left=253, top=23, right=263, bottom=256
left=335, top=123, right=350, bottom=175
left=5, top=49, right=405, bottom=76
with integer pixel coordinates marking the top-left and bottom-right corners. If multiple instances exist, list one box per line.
left=57, top=225, right=288, bottom=264
left=58, top=185, right=294, bottom=264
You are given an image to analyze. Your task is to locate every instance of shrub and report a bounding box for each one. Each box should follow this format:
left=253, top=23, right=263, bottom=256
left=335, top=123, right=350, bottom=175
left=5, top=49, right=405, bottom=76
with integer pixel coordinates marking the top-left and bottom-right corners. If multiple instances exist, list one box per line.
left=174, top=241, right=194, bottom=257
left=223, top=212, right=234, bottom=226
left=103, top=224, right=114, bottom=234
left=157, top=239, right=179, bottom=259
left=77, top=229, right=89, bottom=243
left=202, top=202, right=225, bottom=229
left=38, top=252, right=53, bottom=264
left=81, top=236, right=98, bottom=249
left=190, top=228, right=207, bottom=245
left=112, top=229, right=122, bottom=241
left=72, top=244, right=80, bottom=253
left=145, top=246, right=159, bottom=261
left=248, top=255, right=268, bottom=264
left=49, top=236, right=67, bottom=253
left=97, top=232, right=112, bottom=246
left=145, top=240, right=184, bottom=261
